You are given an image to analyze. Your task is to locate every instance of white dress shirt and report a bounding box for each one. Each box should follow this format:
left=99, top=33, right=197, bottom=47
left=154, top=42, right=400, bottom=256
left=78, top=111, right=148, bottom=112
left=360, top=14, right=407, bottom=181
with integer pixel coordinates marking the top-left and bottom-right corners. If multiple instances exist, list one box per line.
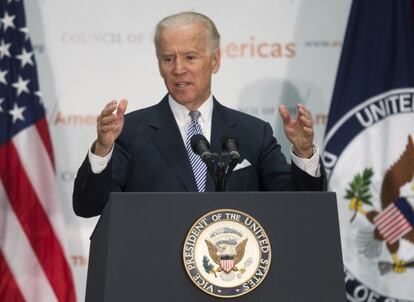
left=168, top=94, right=213, bottom=145
left=88, top=95, right=321, bottom=177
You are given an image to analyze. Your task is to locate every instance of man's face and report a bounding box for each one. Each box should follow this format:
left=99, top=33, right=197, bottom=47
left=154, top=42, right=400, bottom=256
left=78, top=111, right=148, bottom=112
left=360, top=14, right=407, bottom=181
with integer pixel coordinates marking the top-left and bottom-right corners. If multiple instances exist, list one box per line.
left=157, top=22, right=220, bottom=110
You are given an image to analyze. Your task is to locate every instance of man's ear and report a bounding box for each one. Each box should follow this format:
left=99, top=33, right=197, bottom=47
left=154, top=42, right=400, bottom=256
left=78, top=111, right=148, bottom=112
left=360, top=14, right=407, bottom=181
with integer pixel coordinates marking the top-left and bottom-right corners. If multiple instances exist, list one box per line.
left=212, top=48, right=221, bottom=74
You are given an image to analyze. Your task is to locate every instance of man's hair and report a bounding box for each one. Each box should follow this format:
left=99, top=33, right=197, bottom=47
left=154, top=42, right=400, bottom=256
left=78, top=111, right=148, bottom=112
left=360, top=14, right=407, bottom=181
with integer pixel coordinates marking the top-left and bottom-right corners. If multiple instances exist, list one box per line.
left=154, top=11, right=220, bottom=57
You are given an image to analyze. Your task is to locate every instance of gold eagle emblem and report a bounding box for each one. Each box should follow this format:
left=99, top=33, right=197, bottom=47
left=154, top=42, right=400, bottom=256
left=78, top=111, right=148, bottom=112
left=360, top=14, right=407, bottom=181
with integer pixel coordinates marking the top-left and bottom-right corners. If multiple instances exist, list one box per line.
left=204, top=239, right=248, bottom=276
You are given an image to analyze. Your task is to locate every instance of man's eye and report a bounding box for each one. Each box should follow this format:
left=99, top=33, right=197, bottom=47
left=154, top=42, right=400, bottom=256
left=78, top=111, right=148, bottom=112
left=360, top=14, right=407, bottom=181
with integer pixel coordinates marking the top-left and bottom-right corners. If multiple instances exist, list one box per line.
left=164, top=57, right=174, bottom=62
left=187, top=56, right=196, bottom=61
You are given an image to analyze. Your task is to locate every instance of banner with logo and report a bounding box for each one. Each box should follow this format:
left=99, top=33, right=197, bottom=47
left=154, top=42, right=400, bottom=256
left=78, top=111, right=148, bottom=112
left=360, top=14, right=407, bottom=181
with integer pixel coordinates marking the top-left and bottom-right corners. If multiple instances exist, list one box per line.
left=324, top=0, right=414, bottom=301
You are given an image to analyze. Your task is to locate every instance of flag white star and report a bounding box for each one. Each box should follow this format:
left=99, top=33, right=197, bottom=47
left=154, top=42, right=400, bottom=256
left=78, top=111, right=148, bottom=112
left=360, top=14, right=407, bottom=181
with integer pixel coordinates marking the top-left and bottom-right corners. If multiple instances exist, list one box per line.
left=0, top=12, right=16, bottom=31
left=0, top=98, right=4, bottom=113
left=15, top=48, right=34, bottom=68
left=35, top=90, right=44, bottom=105
left=19, top=27, right=29, bottom=41
left=0, top=39, right=11, bottom=59
left=0, top=68, right=7, bottom=85
left=12, top=76, right=30, bottom=96
left=8, top=102, right=26, bottom=123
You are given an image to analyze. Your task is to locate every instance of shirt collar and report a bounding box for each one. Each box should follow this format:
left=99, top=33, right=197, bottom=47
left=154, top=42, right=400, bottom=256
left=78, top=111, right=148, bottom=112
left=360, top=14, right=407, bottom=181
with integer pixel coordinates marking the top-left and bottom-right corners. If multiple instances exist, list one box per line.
left=168, top=94, right=214, bottom=124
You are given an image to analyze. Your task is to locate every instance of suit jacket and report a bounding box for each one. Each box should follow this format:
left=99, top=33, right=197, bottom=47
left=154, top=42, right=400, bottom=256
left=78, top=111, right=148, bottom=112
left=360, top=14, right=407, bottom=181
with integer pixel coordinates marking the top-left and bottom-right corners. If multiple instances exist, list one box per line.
left=73, top=95, right=326, bottom=217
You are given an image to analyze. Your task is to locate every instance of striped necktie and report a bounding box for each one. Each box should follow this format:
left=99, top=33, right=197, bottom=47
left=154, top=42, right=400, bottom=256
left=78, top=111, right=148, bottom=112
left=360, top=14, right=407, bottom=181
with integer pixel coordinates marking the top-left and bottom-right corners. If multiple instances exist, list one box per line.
left=186, top=110, right=207, bottom=192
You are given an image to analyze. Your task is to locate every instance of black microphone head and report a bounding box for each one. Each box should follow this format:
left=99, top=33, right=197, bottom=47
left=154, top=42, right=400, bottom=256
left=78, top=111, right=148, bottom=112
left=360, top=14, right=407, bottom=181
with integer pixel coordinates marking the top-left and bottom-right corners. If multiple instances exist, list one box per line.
left=190, top=134, right=210, bottom=155
left=221, top=132, right=239, bottom=153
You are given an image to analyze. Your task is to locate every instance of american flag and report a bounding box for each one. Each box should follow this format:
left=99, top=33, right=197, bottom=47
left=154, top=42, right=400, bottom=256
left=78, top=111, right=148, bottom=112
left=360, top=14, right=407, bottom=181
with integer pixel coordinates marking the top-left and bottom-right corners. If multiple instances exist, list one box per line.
left=0, top=0, right=76, bottom=301
left=374, top=197, right=414, bottom=245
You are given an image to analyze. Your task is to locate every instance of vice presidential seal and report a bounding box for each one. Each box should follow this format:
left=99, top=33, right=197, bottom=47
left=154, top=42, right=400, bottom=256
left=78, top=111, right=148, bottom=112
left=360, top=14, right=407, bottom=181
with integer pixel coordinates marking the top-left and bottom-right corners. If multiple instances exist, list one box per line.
left=183, top=209, right=271, bottom=298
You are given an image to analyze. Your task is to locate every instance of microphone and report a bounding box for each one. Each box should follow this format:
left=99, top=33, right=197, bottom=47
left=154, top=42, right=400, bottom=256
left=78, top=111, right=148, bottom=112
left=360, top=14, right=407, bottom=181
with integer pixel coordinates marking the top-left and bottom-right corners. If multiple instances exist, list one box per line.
left=221, top=132, right=240, bottom=174
left=190, top=134, right=213, bottom=162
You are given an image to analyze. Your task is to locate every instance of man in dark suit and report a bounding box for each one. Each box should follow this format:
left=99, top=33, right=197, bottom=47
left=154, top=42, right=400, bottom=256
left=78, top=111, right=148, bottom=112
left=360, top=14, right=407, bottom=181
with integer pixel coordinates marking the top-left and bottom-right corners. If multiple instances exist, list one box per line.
left=73, top=12, right=326, bottom=218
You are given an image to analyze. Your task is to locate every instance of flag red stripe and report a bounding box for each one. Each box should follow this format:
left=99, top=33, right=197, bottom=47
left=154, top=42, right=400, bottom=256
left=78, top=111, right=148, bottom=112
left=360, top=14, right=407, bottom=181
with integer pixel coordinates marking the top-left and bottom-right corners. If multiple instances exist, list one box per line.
left=374, top=206, right=398, bottom=225
left=379, top=214, right=405, bottom=235
left=0, top=249, right=26, bottom=302
left=0, top=180, right=58, bottom=302
left=381, top=216, right=408, bottom=237
left=381, top=215, right=405, bottom=233
left=385, top=223, right=411, bottom=243
left=386, top=222, right=410, bottom=240
left=387, top=228, right=411, bottom=244
left=35, top=118, right=55, bottom=170
left=0, top=141, right=75, bottom=302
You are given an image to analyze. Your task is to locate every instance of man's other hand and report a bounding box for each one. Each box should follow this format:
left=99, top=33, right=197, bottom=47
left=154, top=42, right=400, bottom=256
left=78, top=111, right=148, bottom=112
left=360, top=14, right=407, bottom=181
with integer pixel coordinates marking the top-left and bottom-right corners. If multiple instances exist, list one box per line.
left=279, top=103, right=314, bottom=158
left=93, top=99, right=128, bottom=156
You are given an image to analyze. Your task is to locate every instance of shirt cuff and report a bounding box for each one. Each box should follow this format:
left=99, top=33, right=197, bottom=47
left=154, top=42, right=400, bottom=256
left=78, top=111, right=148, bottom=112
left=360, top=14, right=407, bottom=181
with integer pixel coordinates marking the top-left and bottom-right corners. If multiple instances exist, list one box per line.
left=290, top=144, right=321, bottom=177
left=88, top=144, right=114, bottom=174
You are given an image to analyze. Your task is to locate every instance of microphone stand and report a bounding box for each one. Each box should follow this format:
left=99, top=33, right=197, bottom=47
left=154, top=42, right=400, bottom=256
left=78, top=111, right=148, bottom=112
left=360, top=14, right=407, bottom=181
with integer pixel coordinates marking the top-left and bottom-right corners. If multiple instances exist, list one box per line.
left=192, top=134, right=240, bottom=192
left=206, top=153, right=234, bottom=192
left=215, top=158, right=227, bottom=192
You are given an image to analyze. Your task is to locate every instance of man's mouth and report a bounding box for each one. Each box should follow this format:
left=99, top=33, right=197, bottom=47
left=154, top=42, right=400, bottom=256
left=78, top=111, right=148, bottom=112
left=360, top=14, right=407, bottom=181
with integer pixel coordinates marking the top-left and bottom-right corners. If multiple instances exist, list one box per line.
left=175, top=82, right=191, bottom=88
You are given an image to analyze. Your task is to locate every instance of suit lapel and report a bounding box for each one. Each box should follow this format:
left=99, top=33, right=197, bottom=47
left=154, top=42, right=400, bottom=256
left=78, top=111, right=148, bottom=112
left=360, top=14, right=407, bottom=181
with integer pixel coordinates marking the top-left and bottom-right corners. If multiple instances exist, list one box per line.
left=205, top=98, right=237, bottom=192
left=149, top=96, right=198, bottom=191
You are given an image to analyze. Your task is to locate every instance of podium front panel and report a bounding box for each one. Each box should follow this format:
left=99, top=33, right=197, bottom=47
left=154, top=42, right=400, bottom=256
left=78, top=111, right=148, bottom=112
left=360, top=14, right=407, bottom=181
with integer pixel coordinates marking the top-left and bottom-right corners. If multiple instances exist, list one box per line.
left=86, top=192, right=345, bottom=302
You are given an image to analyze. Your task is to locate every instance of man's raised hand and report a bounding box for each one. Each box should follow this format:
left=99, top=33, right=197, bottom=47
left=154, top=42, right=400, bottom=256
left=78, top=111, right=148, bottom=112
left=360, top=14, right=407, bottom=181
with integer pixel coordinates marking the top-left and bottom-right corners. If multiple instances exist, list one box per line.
left=278, top=103, right=314, bottom=158
left=93, top=99, right=128, bottom=156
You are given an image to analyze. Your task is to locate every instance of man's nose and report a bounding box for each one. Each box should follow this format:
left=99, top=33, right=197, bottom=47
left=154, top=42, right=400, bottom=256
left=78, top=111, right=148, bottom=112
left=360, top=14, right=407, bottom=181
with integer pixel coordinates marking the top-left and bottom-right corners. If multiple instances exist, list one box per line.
left=173, top=58, right=186, bottom=75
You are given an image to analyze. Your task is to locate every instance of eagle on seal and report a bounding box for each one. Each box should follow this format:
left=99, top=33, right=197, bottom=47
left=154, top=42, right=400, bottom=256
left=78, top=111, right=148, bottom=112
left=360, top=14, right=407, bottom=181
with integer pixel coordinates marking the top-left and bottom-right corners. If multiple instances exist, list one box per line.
left=352, top=135, right=414, bottom=274
left=205, top=239, right=247, bottom=274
